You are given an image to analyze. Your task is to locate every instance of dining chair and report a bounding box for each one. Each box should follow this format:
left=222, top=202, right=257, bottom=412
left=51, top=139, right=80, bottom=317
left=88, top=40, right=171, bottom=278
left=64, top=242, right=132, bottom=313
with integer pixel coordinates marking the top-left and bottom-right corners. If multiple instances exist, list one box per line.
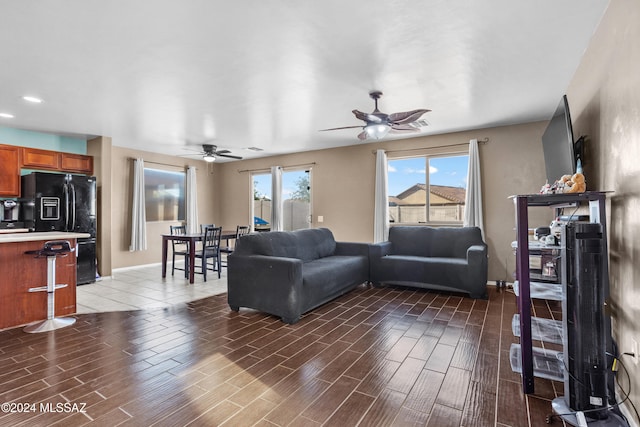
left=194, top=226, right=222, bottom=281
left=169, top=225, right=189, bottom=278
left=220, top=225, right=250, bottom=263
left=200, top=223, right=215, bottom=234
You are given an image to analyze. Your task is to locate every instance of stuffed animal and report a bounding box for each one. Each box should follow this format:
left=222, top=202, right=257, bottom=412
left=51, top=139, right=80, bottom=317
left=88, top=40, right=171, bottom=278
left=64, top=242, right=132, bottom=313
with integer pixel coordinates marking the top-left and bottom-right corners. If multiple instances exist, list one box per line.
left=540, top=173, right=587, bottom=194
left=561, top=172, right=586, bottom=193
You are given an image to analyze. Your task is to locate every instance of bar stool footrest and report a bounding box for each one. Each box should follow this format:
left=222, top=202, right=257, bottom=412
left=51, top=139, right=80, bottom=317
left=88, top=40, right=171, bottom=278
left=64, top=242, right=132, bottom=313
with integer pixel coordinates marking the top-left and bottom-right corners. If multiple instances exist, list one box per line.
left=28, top=284, right=69, bottom=293
left=23, top=317, right=77, bottom=333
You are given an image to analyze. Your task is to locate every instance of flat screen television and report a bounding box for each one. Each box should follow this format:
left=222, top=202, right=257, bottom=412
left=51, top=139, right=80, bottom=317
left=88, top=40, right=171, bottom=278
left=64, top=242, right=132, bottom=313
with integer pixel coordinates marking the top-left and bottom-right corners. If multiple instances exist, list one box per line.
left=541, top=95, right=576, bottom=184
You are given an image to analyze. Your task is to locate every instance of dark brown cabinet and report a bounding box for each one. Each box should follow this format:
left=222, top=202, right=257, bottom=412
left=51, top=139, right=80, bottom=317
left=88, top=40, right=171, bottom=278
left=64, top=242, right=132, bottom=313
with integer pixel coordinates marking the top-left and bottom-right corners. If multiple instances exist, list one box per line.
left=0, top=144, right=21, bottom=197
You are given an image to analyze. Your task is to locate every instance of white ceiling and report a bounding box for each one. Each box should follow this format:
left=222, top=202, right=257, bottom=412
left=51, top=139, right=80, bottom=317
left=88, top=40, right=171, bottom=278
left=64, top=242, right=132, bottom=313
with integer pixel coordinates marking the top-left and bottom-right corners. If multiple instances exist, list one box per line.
left=0, top=1, right=609, bottom=161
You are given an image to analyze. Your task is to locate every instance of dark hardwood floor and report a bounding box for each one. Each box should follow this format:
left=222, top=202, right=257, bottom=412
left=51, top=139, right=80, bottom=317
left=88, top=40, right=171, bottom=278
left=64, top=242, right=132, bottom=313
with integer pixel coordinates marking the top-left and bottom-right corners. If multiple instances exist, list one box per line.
left=0, top=284, right=564, bottom=426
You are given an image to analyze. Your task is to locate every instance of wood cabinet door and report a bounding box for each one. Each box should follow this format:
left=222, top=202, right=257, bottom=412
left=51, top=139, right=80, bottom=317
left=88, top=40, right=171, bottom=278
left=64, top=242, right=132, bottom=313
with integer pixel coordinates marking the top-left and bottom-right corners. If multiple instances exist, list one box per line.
left=0, top=144, right=21, bottom=196
left=21, top=147, right=61, bottom=169
left=60, top=153, right=94, bottom=174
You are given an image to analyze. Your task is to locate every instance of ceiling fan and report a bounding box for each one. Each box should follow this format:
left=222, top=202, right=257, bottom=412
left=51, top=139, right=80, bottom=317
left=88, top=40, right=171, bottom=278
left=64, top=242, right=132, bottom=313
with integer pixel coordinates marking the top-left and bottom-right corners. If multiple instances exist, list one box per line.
left=182, top=144, right=243, bottom=162
left=320, top=91, right=431, bottom=140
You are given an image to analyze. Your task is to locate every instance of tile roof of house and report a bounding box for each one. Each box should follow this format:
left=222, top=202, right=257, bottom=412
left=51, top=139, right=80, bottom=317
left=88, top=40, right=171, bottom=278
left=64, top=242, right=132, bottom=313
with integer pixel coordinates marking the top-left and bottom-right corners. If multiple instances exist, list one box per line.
left=392, top=184, right=466, bottom=204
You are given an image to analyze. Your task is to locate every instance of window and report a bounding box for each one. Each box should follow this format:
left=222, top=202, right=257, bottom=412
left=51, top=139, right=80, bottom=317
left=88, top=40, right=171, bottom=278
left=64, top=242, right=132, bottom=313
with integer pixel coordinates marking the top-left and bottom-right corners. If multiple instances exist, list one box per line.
left=252, top=173, right=272, bottom=231
left=388, top=154, right=468, bottom=225
left=251, top=168, right=312, bottom=232
left=144, top=168, right=185, bottom=222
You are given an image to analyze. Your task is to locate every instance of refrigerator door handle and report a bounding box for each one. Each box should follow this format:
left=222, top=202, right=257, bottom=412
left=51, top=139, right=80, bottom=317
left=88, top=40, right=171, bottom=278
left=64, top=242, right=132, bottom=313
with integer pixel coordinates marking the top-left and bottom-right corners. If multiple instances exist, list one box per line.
left=63, top=183, right=70, bottom=231
left=71, top=183, right=77, bottom=231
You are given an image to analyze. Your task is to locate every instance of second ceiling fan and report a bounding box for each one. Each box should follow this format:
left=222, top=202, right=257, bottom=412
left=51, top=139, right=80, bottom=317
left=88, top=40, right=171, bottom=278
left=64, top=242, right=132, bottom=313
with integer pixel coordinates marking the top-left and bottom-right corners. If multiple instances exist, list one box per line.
left=181, top=144, right=243, bottom=162
left=320, top=91, right=431, bottom=140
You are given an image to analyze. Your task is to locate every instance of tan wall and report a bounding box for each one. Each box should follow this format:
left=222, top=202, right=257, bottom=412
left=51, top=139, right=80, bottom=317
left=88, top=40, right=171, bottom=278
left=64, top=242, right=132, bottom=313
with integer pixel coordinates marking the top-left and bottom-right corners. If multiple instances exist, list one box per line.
left=109, top=145, right=218, bottom=269
left=86, top=136, right=113, bottom=277
left=565, top=0, right=640, bottom=417
left=215, top=122, right=552, bottom=282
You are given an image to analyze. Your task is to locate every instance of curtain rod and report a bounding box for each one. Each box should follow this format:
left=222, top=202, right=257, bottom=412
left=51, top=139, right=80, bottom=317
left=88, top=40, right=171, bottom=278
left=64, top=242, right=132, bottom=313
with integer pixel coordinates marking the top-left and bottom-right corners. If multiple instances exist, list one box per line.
left=372, top=137, right=489, bottom=155
left=237, top=161, right=317, bottom=173
left=129, top=158, right=192, bottom=170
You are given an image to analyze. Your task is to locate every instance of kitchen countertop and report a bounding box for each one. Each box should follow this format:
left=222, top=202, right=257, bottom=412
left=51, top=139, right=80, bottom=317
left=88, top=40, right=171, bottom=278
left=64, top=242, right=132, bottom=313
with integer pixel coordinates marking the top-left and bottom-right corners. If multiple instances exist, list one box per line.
left=0, top=231, right=91, bottom=244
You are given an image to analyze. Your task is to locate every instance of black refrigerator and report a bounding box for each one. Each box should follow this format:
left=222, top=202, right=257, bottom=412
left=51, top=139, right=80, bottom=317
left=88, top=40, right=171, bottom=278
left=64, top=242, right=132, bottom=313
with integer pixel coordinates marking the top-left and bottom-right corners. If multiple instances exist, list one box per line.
left=21, top=172, right=97, bottom=285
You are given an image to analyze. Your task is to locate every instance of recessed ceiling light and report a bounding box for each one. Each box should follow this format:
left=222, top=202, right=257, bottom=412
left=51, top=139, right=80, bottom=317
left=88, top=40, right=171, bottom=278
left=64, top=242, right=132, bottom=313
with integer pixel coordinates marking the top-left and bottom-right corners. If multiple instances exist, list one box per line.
left=22, top=96, right=43, bottom=103
left=0, top=113, right=15, bottom=119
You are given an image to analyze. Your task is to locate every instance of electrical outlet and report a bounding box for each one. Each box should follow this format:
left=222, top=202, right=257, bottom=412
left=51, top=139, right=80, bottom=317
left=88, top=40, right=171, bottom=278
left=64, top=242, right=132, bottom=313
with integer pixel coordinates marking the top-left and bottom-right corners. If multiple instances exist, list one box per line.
left=632, top=339, right=639, bottom=365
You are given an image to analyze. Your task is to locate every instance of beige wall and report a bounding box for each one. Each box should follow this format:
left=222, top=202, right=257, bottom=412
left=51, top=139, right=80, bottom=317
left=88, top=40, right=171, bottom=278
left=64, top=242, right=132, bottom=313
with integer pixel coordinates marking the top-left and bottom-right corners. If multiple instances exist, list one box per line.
left=94, top=0, right=638, bottom=419
left=215, top=122, right=552, bottom=282
left=566, top=0, right=640, bottom=418
left=86, top=136, right=113, bottom=277
left=109, top=145, right=218, bottom=269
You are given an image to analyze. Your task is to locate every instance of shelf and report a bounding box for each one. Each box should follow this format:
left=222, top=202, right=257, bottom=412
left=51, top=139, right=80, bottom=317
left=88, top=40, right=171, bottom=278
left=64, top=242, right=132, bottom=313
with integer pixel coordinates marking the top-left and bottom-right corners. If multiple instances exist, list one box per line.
left=511, top=192, right=609, bottom=397
left=513, top=280, right=563, bottom=301
left=509, top=343, right=564, bottom=382
left=512, top=314, right=563, bottom=344
left=509, top=191, right=610, bottom=207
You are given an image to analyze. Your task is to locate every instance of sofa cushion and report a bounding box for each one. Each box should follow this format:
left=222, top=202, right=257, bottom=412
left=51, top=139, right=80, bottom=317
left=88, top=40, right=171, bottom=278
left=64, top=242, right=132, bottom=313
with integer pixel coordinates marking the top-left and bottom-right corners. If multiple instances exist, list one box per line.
left=389, top=226, right=484, bottom=259
left=428, top=227, right=484, bottom=258
left=389, top=226, right=433, bottom=257
left=378, top=255, right=468, bottom=286
left=233, top=228, right=337, bottom=261
left=301, top=255, right=368, bottom=305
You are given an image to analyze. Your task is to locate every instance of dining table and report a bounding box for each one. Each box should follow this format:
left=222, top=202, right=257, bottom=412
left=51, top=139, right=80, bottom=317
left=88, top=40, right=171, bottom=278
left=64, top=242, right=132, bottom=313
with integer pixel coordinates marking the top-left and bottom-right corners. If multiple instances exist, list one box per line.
left=161, top=230, right=238, bottom=284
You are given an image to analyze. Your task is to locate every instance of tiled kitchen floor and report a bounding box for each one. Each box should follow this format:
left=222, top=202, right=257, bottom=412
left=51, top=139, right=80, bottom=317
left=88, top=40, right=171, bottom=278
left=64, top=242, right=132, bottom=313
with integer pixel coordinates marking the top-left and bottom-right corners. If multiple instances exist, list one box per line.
left=76, top=262, right=227, bottom=313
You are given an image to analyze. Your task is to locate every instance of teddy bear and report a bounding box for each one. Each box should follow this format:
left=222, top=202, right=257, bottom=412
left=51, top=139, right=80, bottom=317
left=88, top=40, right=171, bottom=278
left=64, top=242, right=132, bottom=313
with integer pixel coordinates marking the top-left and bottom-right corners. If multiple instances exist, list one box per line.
left=540, top=172, right=587, bottom=194
left=560, top=172, right=586, bottom=193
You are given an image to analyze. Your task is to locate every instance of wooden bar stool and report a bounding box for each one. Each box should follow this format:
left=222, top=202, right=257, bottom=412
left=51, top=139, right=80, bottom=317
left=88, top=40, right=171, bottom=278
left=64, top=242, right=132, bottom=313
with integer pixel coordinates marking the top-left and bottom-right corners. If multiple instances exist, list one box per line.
left=23, top=240, right=77, bottom=333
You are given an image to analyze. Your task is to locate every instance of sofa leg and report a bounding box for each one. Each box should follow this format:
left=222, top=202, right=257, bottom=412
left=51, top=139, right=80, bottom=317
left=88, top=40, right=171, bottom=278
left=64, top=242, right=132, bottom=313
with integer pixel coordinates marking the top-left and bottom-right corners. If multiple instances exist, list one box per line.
left=470, top=292, right=488, bottom=300
left=229, top=305, right=239, bottom=312
left=281, top=316, right=299, bottom=324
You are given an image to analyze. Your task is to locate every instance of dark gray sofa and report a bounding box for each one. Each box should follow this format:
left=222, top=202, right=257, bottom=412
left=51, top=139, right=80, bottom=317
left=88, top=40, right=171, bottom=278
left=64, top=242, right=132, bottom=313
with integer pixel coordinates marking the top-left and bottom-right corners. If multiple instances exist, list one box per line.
left=227, top=228, right=370, bottom=324
left=370, top=226, right=488, bottom=299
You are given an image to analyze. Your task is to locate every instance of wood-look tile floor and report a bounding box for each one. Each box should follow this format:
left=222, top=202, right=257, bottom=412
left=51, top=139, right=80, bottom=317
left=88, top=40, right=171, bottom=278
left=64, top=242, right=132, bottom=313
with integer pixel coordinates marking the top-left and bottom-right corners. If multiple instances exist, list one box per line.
left=0, top=284, right=564, bottom=426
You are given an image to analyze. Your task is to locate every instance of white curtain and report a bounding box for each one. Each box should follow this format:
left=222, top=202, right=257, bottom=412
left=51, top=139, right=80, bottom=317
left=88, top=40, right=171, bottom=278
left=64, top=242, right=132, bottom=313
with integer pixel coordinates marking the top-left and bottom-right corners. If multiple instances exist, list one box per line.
left=185, top=166, right=198, bottom=234
left=374, top=149, right=389, bottom=242
left=270, top=166, right=283, bottom=231
left=464, top=139, right=485, bottom=238
left=129, top=158, right=147, bottom=251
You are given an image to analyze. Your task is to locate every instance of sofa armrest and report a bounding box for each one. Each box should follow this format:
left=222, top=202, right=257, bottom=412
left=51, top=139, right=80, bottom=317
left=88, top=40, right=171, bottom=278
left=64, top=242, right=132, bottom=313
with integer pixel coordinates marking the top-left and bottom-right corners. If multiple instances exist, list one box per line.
left=228, top=254, right=304, bottom=321
left=467, top=244, right=487, bottom=263
left=368, top=241, right=392, bottom=285
left=369, top=241, right=393, bottom=258
left=335, top=241, right=371, bottom=257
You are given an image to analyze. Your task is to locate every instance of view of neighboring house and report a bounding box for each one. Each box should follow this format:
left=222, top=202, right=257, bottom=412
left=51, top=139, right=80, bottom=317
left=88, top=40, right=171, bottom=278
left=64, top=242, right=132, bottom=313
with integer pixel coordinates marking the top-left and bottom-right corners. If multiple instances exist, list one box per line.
left=389, top=184, right=466, bottom=223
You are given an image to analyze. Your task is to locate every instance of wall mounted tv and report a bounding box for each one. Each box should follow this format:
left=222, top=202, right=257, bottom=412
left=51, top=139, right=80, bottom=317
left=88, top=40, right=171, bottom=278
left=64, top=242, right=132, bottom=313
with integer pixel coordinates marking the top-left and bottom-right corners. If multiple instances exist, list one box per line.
left=541, top=95, right=577, bottom=184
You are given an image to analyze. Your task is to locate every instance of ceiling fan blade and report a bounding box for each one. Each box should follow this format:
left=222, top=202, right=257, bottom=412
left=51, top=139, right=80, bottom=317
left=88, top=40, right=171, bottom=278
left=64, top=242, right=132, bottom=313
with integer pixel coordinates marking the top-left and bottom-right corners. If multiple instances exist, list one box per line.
left=388, top=109, right=431, bottom=125
left=217, top=153, right=243, bottom=160
left=390, top=123, right=420, bottom=132
left=319, top=125, right=363, bottom=132
left=357, top=131, right=368, bottom=141
left=352, top=109, right=383, bottom=123
left=215, top=149, right=231, bottom=155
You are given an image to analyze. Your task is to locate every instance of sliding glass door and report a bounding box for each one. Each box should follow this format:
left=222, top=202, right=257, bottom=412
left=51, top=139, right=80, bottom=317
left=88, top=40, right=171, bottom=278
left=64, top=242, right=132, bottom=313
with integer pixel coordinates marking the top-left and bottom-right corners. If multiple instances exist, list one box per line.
left=251, top=168, right=312, bottom=232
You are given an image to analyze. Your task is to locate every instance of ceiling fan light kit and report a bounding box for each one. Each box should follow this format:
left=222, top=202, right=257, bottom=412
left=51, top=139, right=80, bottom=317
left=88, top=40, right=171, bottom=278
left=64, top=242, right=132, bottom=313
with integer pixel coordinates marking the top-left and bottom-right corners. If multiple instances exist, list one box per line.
left=203, top=154, right=216, bottom=162
left=365, top=123, right=391, bottom=139
left=320, top=90, right=430, bottom=141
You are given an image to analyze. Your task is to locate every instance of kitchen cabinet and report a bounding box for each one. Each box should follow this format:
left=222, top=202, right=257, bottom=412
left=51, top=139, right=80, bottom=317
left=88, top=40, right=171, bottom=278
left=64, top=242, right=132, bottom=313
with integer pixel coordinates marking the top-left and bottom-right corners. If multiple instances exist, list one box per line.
left=60, top=152, right=93, bottom=174
left=0, top=144, right=21, bottom=197
left=0, top=233, right=82, bottom=329
left=21, top=146, right=61, bottom=169
left=20, top=147, right=94, bottom=175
